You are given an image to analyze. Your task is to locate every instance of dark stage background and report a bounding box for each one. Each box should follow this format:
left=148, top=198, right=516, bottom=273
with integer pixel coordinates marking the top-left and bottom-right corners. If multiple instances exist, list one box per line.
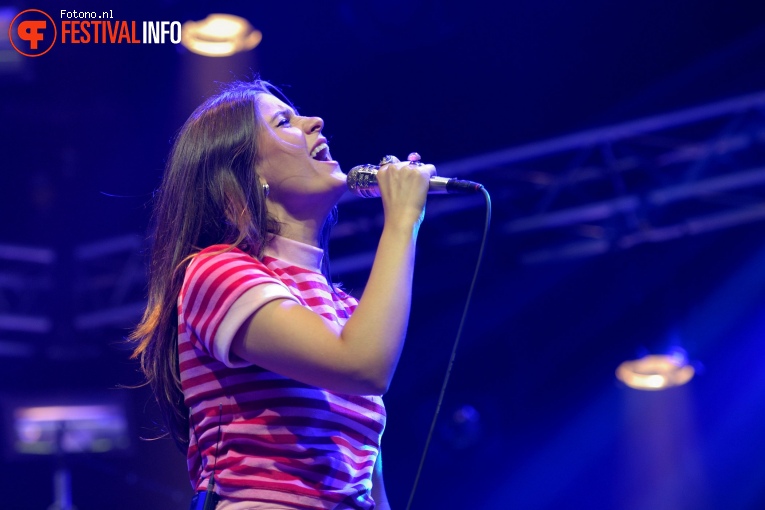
left=2, top=1, right=765, bottom=509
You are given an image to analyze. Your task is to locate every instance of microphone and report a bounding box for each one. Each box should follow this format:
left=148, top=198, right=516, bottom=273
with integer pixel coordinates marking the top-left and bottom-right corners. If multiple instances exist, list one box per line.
left=346, top=164, right=484, bottom=199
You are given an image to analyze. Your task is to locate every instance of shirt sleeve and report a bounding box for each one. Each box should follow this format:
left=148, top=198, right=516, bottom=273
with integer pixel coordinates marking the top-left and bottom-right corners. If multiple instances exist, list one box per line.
left=181, top=247, right=298, bottom=368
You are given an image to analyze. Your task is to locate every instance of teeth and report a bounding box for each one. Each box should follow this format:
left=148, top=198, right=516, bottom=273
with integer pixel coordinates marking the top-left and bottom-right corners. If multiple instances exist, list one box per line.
left=310, top=143, right=329, bottom=160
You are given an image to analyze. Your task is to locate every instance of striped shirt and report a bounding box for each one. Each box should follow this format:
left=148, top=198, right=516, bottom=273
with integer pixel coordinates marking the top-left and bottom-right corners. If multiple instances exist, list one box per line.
left=178, top=235, right=386, bottom=509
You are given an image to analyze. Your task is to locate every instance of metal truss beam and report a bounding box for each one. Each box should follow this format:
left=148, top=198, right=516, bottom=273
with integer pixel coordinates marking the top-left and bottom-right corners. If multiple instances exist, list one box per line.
left=334, top=89, right=765, bottom=269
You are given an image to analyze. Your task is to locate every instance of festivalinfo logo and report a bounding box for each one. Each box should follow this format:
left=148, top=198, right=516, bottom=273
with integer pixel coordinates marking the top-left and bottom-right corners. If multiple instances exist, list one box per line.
left=9, top=8, right=182, bottom=57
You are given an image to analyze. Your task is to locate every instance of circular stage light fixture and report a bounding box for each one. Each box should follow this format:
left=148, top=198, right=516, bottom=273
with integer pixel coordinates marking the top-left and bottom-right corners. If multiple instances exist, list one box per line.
left=181, top=14, right=262, bottom=57
left=616, top=351, right=695, bottom=391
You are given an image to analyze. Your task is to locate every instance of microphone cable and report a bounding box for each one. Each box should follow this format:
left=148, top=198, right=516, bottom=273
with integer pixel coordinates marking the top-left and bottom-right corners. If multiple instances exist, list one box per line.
left=405, top=187, right=492, bottom=510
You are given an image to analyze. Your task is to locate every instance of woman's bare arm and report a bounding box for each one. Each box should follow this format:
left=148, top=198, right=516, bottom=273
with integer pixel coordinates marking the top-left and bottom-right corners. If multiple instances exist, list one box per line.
left=231, top=161, right=435, bottom=395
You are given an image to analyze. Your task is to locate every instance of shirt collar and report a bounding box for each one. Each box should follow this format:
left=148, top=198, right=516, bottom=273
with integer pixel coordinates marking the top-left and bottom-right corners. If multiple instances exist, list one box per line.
left=264, top=235, right=324, bottom=272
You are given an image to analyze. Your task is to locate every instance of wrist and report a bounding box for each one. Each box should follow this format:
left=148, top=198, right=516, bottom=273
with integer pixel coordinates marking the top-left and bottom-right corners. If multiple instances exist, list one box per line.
left=381, top=220, right=419, bottom=241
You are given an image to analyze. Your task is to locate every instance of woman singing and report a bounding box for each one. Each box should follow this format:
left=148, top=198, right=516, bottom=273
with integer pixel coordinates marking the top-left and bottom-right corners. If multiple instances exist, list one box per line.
left=130, top=80, right=435, bottom=509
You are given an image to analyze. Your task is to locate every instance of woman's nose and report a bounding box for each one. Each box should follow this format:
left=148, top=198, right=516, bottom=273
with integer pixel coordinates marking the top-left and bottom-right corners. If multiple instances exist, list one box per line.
left=303, top=116, right=324, bottom=134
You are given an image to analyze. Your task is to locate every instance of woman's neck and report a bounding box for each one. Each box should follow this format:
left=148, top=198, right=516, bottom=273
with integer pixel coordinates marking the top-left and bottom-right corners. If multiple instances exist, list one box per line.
left=266, top=201, right=327, bottom=248
left=275, top=219, right=323, bottom=248
left=265, top=183, right=345, bottom=248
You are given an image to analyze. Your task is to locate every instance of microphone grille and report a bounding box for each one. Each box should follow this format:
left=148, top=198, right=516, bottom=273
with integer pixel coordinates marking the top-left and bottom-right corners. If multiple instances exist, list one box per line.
left=347, top=164, right=381, bottom=198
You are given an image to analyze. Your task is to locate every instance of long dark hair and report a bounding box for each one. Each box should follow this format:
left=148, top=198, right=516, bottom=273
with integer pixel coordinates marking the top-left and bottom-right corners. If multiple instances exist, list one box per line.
left=130, top=80, right=336, bottom=448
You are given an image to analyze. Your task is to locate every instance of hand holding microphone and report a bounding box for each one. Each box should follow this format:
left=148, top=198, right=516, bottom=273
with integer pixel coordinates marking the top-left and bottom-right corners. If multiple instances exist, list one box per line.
left=346, top=153, right=484, bottom=199
left=369, top=153, right=435, bottom=229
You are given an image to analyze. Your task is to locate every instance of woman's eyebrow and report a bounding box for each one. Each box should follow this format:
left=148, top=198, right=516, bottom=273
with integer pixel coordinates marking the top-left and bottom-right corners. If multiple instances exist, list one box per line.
left=269, top=108, right=295, bottom=123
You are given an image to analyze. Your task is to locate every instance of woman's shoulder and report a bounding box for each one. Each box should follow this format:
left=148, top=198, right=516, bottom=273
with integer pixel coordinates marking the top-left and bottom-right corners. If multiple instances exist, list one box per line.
left=196, top=243, right=249, bottom=257
left=191, top=244, right=259, bottom=264
left=185, top=244, right=267, bottom=278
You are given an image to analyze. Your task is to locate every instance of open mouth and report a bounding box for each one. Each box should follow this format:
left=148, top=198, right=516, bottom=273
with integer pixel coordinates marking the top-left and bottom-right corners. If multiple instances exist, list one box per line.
left=310, top=142, right=332, bottom=162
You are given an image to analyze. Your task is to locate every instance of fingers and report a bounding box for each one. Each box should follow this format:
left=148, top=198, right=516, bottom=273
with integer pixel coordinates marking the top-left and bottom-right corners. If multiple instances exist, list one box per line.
left=376, top=156, right=436, bottom=210
left=375, top=156, right=436, bottom=229
left=404, top=152, right=436, bottom=177
left=379, top=155, right=401, bottom=166
left=377, top=161, right=436, bottom=188
left=377, top=154, right=437, bottom=179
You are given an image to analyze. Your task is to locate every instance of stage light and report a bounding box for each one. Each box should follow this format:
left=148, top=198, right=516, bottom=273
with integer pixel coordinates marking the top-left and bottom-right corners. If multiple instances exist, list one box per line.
left=1, top=394, right=131, bottom=510
left=616, top=350, right=695, bottom=391
left=12, top=404, right=129, bottom=454
left=2, top=394, right=131, bottom=457
left=181, top=14, right=261, bottom=57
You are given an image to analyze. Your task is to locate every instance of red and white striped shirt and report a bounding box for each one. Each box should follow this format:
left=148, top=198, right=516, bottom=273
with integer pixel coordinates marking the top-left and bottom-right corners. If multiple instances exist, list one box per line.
left=178, top=235, right=386, bottom=509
